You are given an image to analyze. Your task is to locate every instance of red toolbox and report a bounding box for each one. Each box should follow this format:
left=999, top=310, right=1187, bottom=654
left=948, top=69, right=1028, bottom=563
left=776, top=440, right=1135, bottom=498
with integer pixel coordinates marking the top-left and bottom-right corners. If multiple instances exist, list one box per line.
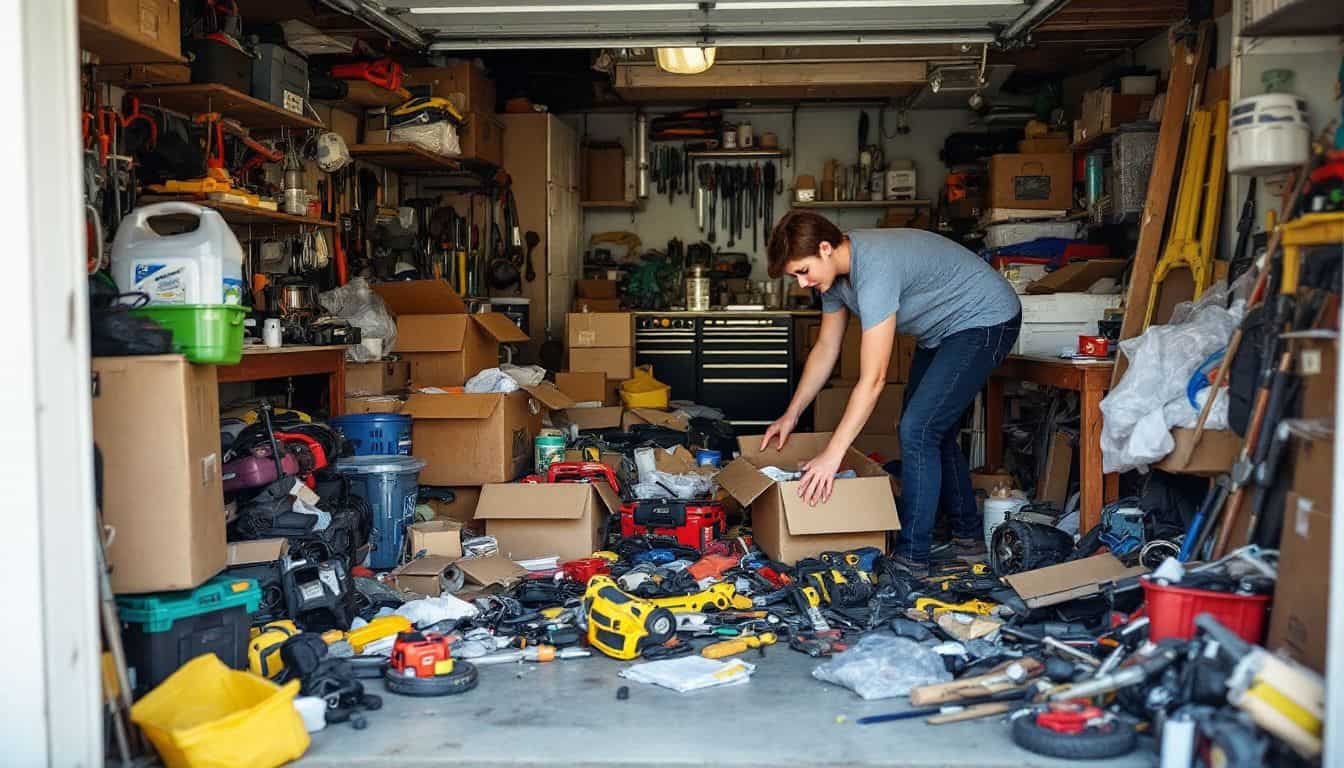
left=619, top=499, right=726, bottom=550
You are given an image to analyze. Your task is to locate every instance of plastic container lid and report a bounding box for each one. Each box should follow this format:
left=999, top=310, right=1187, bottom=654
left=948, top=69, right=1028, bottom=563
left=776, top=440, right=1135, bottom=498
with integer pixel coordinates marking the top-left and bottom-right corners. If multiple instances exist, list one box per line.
left=117, top=575, right=261, bottom=633
left=334, top=455, right=427, bottom=475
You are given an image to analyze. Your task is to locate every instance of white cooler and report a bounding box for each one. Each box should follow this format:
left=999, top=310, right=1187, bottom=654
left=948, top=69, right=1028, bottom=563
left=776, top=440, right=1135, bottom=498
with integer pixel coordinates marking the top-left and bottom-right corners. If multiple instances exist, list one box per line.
left=1015, top=293, right=1123, bottom=357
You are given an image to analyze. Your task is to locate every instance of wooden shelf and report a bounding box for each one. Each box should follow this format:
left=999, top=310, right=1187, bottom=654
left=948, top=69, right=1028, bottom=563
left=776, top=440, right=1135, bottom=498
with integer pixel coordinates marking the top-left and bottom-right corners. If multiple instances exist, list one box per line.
left=348, top=143, right=462, bottom=172
left=792, top=199, right=930, bottom=209
left=1242, top=0, right=1344, bottom=37
left=687, top=149, right=791, bottom=160
left=581, top=200, right=642, bottom=210
left=139, top=195, right=334, bottom=229
left=78, top=16, right=186, bottom=67
left=128, top=84, right=322, bottom=131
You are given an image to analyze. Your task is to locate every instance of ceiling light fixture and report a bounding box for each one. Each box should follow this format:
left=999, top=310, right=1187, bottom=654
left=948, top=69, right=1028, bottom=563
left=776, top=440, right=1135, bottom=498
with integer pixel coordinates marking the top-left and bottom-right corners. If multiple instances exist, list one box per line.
left=655, top=46, right=717, bottom=74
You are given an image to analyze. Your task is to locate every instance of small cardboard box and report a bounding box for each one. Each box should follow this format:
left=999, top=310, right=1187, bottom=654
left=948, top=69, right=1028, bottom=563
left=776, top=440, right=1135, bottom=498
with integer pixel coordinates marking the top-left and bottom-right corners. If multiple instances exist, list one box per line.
left=460, top=111, right=505, bottom=166
left=1267, top=491, right=1330, bottom=673
left=93, top=355, right=226, bottom=594
left=837, top=320, right=910, bottom=383
left=404, top=384, right=573, bottom=485
left=988, top=153, right=1073, bottom=211
left=408, top=520, right=464, bottom=559
left=476, top=482, right=622, bottom=561
left=576, top=279, right=620, bottom=299
left=570, top=347, right=635, bottom=381
left=392, top=555, right=460, bottom=596
left=556, top=371, right=608, bottom=404
left=567, top=312, right=634, bottom=348
left=425, top=487, right=482, bottom=525
left=1018, top=136, right=1070, bottom=153
left=404, top=63, right=497, bottom=114
left=815, top=383, right=905, bottom=434
left=457, top=554, right=527, bottom=588
left=373, top=280, right=529, bottom=387
left=1079, top=88, right=1154, bottom=144
left=1154, top=428, right=1242, bottom=476
left=346, top=360, right=411, bottom=395
left=227, top=538, right=288, bottom=567
left=971, top=470, right=1015, bottom=493
left=80, top=0, right=182, bottom=61
left=718, top=433, right=901, bottom=562
left=1005, top=554, right=1146, bottom=609
left=343, top=395, right=404, bottom=414
left=573, top=297, right=622, bottom=313
left=583, top=144, right=626, bottom=202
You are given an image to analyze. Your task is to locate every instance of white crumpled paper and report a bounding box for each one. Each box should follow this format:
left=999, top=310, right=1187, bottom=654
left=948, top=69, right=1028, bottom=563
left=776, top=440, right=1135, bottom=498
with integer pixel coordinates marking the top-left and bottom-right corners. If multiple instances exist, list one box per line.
left=395, top=595, right=479, bottom=626
left=620, top=656, right=755, bottom=693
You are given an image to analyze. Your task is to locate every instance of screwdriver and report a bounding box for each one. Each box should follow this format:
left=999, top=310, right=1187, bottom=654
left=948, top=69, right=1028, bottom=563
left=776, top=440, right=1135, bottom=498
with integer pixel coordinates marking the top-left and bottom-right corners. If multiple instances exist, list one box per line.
left=701, top=632, right=778, bottom=659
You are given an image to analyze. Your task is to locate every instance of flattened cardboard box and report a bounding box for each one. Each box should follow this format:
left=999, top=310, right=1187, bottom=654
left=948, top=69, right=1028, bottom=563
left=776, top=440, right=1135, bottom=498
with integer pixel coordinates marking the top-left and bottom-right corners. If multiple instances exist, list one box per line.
left=566, top=312, right=634, bottom=348
left=93, top=355, right=226, bottom=594
left=622, top=408, right=690, bottom=431
left=476, top=482, right=622, bottom=562
left=718, top=433, right=900, bottom=562
left=408, top=520, right=464, bottom=559
left=556, top=370, right=608, bottom=404
left=373, top=280, right=529, bottom=387
left=1267, top=492, right=1330, bottom=672
left=404, top=383, right=573, bottom=485
left=559, top=405, right=624, bottom=431
left=1005, top=554, right=1146, bottom=609
left=227, top=538, right=288, bottom=566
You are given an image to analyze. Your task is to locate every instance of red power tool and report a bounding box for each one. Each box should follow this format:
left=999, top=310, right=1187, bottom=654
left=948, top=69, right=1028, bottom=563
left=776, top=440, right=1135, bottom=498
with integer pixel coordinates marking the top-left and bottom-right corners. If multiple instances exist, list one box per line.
left=619, top=499, right=726, bottom=550
left=384, top=631, right=478, bottom=697
left=330, top=59, right=404, bottom=91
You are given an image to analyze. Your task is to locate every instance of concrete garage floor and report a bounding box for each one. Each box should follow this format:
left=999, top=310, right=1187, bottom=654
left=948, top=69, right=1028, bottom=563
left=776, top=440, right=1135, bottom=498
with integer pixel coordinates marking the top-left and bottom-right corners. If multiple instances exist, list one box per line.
left=301, top=650, right=1153, bottom=767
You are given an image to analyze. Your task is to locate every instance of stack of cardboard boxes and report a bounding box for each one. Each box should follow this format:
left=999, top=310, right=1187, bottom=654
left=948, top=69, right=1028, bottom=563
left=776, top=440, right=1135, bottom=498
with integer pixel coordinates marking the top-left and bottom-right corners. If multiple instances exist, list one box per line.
left=573, top=279, right=622, bottom=313
left=344, top=359, right=411, bottom=414
left=566, top=311, right=634, bottom=393
left=811, top=319, right=915, bottom=462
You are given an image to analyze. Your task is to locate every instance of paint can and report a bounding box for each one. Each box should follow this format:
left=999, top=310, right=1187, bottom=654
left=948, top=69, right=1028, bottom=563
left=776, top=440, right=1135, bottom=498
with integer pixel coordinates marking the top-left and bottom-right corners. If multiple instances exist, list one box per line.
left=534, top=429, right=567, bottom=476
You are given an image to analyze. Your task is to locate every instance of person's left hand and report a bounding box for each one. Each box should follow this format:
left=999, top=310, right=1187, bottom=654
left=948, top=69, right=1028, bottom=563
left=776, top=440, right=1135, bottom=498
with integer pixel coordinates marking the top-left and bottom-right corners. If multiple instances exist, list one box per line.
left=797, top=448, right=844, bottom=506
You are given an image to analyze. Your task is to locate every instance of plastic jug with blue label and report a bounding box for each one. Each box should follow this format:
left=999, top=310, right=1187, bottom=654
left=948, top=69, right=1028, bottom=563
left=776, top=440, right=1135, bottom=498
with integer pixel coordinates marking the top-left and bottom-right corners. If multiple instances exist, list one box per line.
left=111, top=201, right=245, bottom=305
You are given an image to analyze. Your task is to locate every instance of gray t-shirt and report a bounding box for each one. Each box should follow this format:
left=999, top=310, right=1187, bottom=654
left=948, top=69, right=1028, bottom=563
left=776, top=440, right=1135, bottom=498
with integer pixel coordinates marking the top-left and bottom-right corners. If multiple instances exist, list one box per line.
left=821, top=228, right=1021, bottom=347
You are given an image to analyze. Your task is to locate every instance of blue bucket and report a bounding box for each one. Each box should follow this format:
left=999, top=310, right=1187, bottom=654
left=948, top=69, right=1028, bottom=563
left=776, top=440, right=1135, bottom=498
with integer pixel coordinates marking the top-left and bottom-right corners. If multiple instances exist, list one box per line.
left=335, top=455, right=426, bottom=570
left=330, top=414, right=412, bottom=456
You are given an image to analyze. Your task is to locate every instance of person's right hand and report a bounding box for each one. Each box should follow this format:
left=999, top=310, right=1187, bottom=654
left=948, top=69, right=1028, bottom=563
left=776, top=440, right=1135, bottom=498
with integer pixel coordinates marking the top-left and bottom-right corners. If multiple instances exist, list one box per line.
left=760, top=412, right=798, bottom=452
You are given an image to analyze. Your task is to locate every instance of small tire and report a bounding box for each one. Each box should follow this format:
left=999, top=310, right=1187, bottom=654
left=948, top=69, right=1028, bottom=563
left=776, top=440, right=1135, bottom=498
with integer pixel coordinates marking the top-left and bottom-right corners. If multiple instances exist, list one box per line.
left=383, top=662, right=479, bottom=697
left=1010, top=711, right=1137, bottom=760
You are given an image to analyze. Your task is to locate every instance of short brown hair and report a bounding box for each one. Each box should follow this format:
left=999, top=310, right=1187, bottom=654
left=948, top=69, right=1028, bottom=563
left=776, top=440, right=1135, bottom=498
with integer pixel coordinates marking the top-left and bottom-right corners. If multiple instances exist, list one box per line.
left=766, top=211, right=844, bottom=278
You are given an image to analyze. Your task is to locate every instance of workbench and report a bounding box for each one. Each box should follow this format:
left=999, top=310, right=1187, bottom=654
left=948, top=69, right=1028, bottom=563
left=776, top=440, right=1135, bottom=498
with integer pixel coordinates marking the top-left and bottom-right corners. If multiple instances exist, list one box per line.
left=219, top=345, right=348, bottom=416
left=984, top=354, right=1119, bottom=533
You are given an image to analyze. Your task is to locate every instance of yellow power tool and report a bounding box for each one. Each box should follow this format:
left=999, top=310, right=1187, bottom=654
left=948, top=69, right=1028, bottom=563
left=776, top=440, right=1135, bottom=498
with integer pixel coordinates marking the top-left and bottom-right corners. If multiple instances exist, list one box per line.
left=649, top=583, right=754, bottom=613
left=583, top=575, right=677, bottom=660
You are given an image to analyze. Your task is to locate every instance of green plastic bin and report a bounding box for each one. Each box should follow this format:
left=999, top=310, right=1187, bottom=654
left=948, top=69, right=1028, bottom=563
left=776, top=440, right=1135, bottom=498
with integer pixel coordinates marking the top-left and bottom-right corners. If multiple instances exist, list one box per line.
left=131, top=304, right=248, bottom=364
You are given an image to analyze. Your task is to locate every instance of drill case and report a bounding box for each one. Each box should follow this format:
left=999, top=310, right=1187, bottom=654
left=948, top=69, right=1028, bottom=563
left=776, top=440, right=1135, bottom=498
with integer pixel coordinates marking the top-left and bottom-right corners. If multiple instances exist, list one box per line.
left=252, top=43, right=309, bottom=115
left=619, top=499, right=726, bottom=550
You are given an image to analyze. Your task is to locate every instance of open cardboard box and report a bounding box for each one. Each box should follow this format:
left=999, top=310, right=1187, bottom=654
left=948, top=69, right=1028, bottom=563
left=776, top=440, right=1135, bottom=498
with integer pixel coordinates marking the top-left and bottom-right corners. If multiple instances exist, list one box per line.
left=718, top=433, right=900, bottom=562
left=1153, top=427, right=1242, bottom=476
left=557, top=405, right=624, bottom=431
left=622, top=408, right=690, bottom=431
left=373, top=280, right=530, bottom=387
left=408, top=519, right=464, bottom=559
left=404, top=383, right=573, bottom=485
left=476, top=482, right=622, bottom=561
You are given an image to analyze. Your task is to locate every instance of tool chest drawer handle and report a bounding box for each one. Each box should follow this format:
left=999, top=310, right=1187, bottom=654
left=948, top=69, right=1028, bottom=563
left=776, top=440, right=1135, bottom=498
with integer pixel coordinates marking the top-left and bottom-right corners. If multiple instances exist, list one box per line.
left=702, top=378, right=789, bottom=384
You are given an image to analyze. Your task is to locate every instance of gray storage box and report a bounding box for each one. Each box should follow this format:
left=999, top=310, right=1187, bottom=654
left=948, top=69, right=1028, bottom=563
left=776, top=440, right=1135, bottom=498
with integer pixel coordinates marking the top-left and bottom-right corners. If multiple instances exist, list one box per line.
left=251, top=43, right=309, bottom=115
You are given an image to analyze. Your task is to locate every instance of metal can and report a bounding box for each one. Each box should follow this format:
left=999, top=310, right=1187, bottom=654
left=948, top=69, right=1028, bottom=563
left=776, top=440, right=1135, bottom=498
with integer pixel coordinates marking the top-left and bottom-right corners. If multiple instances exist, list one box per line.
left=534, top=429, right=566, bottom=475
left=1078, top=335, right=1110, bottom=357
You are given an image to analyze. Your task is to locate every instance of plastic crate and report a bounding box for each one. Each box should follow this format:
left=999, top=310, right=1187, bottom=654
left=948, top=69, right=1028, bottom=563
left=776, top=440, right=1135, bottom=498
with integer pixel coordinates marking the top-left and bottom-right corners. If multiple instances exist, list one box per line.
left=117, top=575, right=260, bottom=696
left=330, top=413, right=412, bottom=456
left=130, top=304, right=247, bottom=365
left=1141, top=577, right=1271, bottom=643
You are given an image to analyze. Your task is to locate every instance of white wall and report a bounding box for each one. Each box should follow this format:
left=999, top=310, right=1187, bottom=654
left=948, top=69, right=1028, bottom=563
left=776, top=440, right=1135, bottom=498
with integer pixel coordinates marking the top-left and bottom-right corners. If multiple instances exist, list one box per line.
left=568, top=105, right=975, bottom=280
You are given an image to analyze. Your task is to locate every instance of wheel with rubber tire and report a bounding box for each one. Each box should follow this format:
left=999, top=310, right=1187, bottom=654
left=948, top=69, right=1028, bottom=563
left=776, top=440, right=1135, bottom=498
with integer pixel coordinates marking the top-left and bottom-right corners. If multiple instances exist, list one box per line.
left=383, top=661, right=478, bottom=697
left=1010, top=711, right=1137, bottom=760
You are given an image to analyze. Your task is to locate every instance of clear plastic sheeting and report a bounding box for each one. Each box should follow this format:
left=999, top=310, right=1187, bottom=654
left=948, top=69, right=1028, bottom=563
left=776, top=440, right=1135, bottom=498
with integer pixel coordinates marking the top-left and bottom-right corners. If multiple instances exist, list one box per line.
left=319, top=278, right=397, bottom=362
left=1100, top=280, right=1247, bottom=474
left=811, top=634, right=951, bottom=700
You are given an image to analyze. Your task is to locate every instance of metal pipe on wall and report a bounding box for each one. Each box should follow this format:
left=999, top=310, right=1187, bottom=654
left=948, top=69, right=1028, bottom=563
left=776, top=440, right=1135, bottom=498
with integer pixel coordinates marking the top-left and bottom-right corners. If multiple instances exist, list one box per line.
left=635, top=111, right=649, bottom=199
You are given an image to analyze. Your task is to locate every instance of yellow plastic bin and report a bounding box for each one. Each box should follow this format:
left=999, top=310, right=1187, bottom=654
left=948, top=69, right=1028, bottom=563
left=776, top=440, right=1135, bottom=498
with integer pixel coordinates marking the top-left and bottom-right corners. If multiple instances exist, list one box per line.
left=131, top=653, right=309, bottom=768
left=620, top=365, right=671, bottom=408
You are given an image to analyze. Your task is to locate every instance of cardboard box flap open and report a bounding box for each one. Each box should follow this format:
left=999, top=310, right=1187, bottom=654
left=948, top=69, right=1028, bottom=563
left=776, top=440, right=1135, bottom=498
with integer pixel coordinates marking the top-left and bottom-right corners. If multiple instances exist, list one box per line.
left=1005, top=554, right=1147, bottom=609
left=227, top=538, right=288, bottom=566
left=735, top=433, right=833, bottom=466
left=399, top=314, right=469, bottom=352
left=626, top=408, right=690, bottom=431
left=592, top=482, right=622, bottom=516
left=561, top=406, right=623, bottom=431
left=718, top=458, right=778, bottom=507
left=456, top=554, right=527, bottom=586
left=474, top=312, right=531, bottom=343
left=372, top=279, right=467, bottom=316
left=476, top=483, right=594, bottom=520
left=775, top=478, right=900, bottom=535
left=395, top=554, right=458, bottom=578
left=404, top=391, right=505, bottom=420
left=518, top=381, right=575, bottom=411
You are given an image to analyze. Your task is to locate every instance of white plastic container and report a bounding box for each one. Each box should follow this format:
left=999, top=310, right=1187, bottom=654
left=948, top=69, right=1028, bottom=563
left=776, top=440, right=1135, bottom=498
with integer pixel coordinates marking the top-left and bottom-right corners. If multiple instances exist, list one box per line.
left=984, top=220, right=1083, bottom=250
left=1015, top=292, right=1123, bottom=357
left=1228, top=94, right=1310, bottom=176
left=111, top=202, right=245, bottom=305
left=983, top=494, right=1029, bottom=549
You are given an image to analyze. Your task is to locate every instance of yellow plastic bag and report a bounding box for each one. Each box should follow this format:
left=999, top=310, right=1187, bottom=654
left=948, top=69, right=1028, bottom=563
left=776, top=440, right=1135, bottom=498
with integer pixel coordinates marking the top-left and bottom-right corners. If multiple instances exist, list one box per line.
left=131, top=654, right=309, bottom=768
left=620, top=365, right=671, bottom=408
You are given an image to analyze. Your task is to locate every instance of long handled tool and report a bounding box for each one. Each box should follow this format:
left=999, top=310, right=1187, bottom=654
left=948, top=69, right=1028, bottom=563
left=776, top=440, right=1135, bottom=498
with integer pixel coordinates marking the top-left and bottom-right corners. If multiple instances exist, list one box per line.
left=98, top=524, right=145, bottom=763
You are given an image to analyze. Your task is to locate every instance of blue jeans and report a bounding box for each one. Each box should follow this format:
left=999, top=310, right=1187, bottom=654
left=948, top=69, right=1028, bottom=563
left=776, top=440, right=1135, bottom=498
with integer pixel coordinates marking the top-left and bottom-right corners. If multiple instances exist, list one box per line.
left=895, top=314, right=1020, bottom=562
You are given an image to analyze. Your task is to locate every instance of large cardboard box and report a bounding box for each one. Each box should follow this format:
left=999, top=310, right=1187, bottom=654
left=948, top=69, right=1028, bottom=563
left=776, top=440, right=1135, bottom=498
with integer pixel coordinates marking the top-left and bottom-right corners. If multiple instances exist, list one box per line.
left=404, top=63, right=497, bottom=114
left=556, top=371, right=608, bottom=404
left=988, top=153, right=1073, bottom=211
left=1078, top=88, right=1154, bottom=145
left=570, top=347, right=635, bottom=381
left=460, top=111, right=504, bottom=166
left=567, top=312, right=634, bottom=348
left=837, top=320, right=912, bottom=383
left=343, top=395, right=404, bottom=414
left=576, top=279, right=620, bottom=299
left=404, top=384, right=572, bottom=485
left=583, top=144, right=626, bottom=202
left=816, top=383, right=905, bottom=435
left=80, top=0, right=182, bottom=61
left=718, top=433, right=901, bottom=562
left=345, top=360, right=411, bottom=395
left=373, top=280, right=529, bottom=387
left=573, top=297, right=622, bottom=313
left=476, top=482, right=622, bottom=561
left=425, top=487, right=482, bottom=525
left=93, top=356, right=226, bottom=593
left=1267, top=491, right=1330, bottom=673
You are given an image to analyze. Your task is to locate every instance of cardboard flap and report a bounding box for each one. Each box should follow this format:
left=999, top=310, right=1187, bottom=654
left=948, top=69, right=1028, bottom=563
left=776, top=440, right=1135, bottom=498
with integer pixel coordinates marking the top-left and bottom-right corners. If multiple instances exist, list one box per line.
left=655, top=445, right=700, bottom=474
left=778, top=477, right=900, bottom=535
left=476, top=483, right=591, bottom=520
left=519, top=381, right=575, bottom=411
left=456, top=554, right=527, bottom=586
left=395, top=554, right=458, bottom=577
left=1005, top=554, right=1147, bottom=608
left=561, top=406, right=623, bottom=431
left=1025, top=259, right=1128, bottom=294
left=718, top=458, right=777, bottom=507
left=592, top=483, right=623, bottom=516
left=627, top=408, right=690, bottom=431
left=735, top=432, right=833, bottom=468
left=473, top=311, right=531, bottom=343
left=403, top=391, right=504, bottom=420
left=227, top=538, right=288, bottom=566
left=372, top=279, right=468, bottom=316
left=399, top=314, right=469, bottom=352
